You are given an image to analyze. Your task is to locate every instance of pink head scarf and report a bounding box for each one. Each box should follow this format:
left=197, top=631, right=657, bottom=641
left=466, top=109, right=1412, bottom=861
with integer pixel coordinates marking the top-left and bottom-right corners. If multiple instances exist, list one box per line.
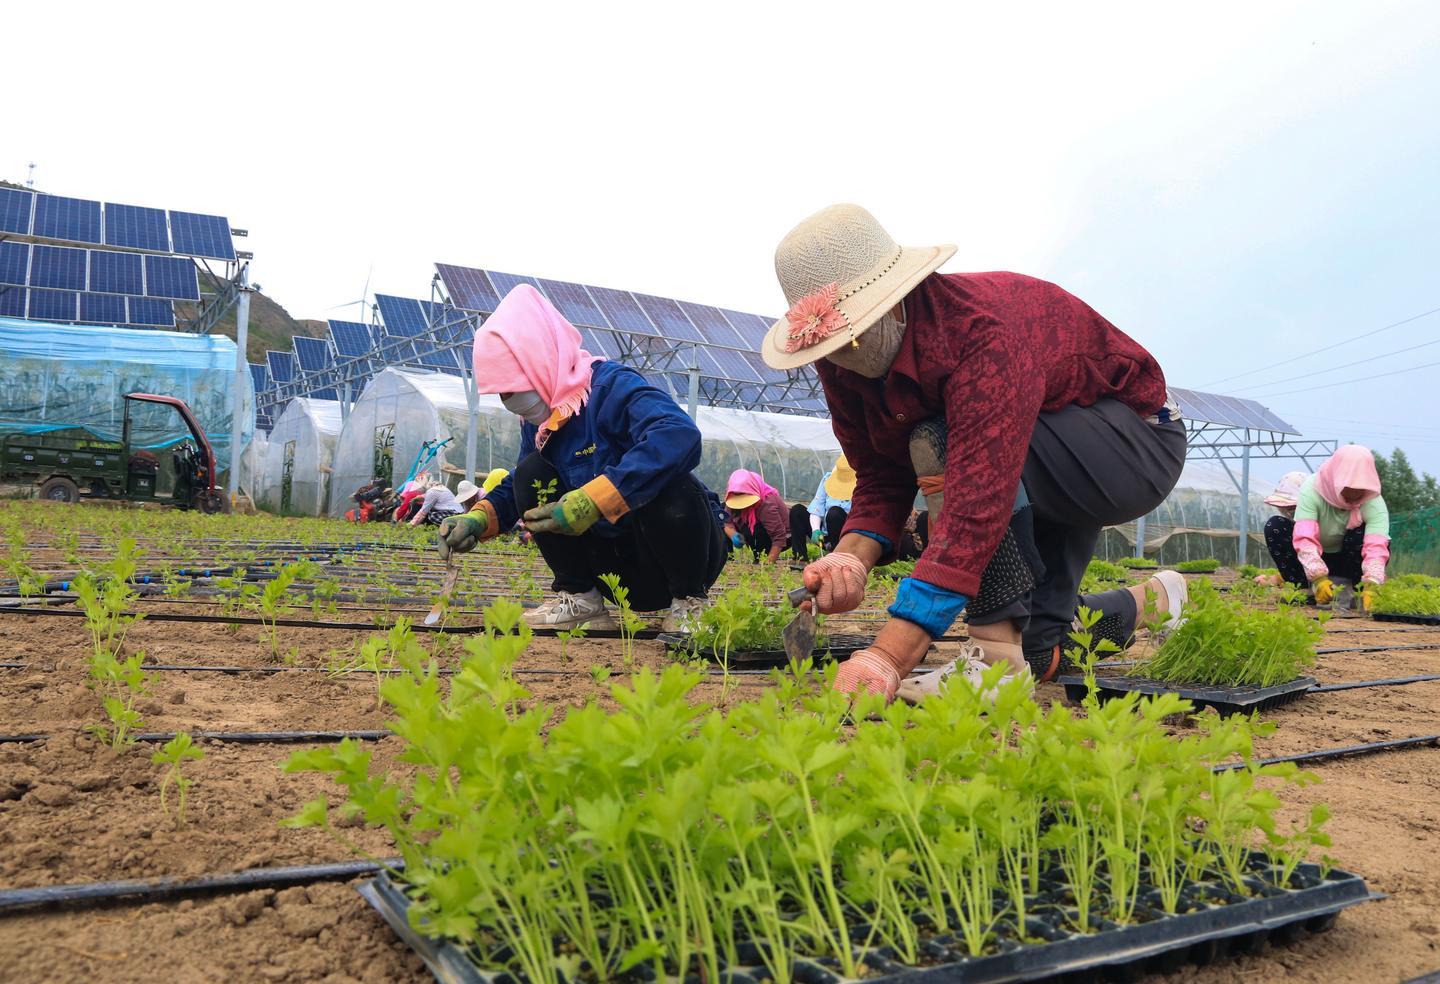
left=472, top=285, right=602, bottom=448
left=1314, top=445, right=1381, bottom=529
left=725, top=469, right=779, bottom=532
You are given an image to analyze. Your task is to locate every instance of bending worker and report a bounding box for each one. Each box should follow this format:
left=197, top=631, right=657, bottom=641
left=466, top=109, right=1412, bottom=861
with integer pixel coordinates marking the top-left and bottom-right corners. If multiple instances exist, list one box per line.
left=1254, top=471, right=1308, bottom=585
left=1262, top=447, right=1389, bottom=609
left=437, top=285, right=726, bottom=631
left=789, top=455, right=854, bottom=560
left=761, top=204, right=1187, bottom=699
left=724, top=469, right=791, bottom=564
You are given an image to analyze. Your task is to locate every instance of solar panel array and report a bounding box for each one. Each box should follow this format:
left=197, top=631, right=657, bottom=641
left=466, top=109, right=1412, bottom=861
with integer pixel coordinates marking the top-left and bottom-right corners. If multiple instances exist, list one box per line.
left=0, top=188, right=233, bottom=333
left=434, top=264, right=824, bottom=413
left=1171, top=387, right=1297, bottom=435
left=0, top=187, right=235, bottom=261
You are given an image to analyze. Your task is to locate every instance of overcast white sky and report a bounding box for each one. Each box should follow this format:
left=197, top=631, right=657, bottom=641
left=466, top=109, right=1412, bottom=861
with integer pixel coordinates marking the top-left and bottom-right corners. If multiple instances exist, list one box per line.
left=8, top=0, right=1440, bottom=479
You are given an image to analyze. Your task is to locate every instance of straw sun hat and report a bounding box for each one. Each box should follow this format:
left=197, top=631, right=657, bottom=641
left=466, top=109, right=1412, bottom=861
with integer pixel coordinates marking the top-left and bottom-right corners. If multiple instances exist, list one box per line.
left=824, top=455, right=857, bottom=500
left=761, top=204, right=956, bottom=371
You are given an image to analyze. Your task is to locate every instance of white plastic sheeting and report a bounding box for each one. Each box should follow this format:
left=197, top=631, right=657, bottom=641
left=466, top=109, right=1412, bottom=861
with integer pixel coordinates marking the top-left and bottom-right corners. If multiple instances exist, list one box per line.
left=259, top=399, right=343, bottom=516
left=327, top=368, right=846, bottom=516
left=237, top=434, right=268, bottom=500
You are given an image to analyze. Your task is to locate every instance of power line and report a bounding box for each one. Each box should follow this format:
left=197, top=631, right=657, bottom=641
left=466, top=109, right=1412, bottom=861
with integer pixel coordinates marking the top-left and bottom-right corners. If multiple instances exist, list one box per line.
left=1253, top=357, right=1440, bottom=399
left=1195, top=305, right=1440, bottom=389
left=1227, top=334, right=1440, bottom=394
left=1279, top=413, right=1440, bottom=435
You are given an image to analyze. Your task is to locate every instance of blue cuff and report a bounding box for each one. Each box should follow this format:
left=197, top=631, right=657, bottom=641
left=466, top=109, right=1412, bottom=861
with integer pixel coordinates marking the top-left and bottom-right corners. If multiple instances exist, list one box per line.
left=888, top=577, right=969, bottom=639
left=853, top=530, right=893, bottom=555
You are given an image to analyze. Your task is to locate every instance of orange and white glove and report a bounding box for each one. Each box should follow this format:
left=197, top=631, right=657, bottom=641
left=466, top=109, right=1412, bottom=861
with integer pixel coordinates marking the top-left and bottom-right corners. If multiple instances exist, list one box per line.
left=833, top=650, right=902, bottom=701
left=802, top=552, right=869, bottom=614
left=832, top=618, right=933, bottom=703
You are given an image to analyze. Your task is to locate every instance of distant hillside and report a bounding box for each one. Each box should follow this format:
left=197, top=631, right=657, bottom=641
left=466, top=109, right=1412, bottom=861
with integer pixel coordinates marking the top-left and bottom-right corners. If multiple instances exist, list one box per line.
left=176, top=291, right=326, bottom=363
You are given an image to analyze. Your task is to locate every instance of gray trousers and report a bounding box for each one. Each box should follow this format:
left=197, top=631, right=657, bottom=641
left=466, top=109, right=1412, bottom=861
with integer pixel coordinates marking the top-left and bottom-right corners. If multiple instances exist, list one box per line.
left=965, top=400, right=1186, bottom=660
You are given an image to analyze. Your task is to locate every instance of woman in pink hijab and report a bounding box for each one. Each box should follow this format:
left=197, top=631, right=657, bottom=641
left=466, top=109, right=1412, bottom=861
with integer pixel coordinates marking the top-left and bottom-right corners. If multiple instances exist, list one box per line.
left=1266, top=446, right=1389, bottom=610
left=723, top=469, right=791, bottom=564
left=435, top=285, right=729, bottom=632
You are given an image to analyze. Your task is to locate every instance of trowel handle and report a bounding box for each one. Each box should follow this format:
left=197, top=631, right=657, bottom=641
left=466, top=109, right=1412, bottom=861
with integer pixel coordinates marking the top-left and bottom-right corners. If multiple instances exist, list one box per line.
left=787, top=587, right=814, bottom=607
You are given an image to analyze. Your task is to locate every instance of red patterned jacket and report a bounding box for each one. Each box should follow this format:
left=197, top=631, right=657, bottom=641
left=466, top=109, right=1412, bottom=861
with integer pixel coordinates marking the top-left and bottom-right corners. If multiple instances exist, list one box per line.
left=818, top=272, right=1168, bottom=597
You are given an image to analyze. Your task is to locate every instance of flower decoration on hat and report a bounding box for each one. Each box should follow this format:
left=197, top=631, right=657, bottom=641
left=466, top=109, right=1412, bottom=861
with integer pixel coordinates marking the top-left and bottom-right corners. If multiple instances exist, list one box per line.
left=783, top=283, right=849, bottom=353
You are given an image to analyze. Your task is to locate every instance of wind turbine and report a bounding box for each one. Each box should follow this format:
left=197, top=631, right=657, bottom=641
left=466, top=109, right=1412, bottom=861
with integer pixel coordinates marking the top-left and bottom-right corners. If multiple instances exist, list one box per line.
left=326, top=264, right=374, bottom=323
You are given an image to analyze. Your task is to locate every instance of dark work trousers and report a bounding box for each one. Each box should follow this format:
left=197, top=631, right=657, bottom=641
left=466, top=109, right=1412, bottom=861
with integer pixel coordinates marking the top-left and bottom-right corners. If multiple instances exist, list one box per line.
left=738, top=521, right=777, bottom=561
left=898, top=512, right=929, bottom=561
left=1078, top=585, right=1140, bottom=653
left=515, top=453, right=727, bottom=611
left=966, top=400, right=1187, bottom=665
left=1264, top=515, right=1365, bottom=587
left=788, top=504, right=849, bottom=559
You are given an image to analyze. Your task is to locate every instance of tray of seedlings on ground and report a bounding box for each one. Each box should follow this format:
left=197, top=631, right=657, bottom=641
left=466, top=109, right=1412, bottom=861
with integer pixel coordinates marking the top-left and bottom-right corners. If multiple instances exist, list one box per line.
left=1080, top=558, right=1131, bottom=594
left=1118, top=556, right=1159, bottom=570
left=1174, top=558, right=1221, bottom=574
left=280, top=600, right=1370, bottom=984
left=658, top=584, right=867, bottom=670
left=1062, top=580, right=1323, bottom=715
left=1368, top=574, right=1440, bottom=625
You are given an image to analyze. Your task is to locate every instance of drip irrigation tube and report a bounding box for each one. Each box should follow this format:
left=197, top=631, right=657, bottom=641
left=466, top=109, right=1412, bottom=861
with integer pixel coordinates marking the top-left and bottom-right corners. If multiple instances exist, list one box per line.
left=1310, top=674, right=1440, bottom=693
left=1216, top=734, right=1440, bottom=771
left=0, top=729, right=391, bottom=745
left=1317, top=642, right=1440, bottom=655
left=0, top=857, right=404, bottom=914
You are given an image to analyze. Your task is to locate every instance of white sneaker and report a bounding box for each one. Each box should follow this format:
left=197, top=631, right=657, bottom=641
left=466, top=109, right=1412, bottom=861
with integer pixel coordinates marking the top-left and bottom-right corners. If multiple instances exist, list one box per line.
left=522, top=590, right=617, bottom=631
left=661, top=596, right=707, bottom=633
left=894, top=641, right=1032, bottom=704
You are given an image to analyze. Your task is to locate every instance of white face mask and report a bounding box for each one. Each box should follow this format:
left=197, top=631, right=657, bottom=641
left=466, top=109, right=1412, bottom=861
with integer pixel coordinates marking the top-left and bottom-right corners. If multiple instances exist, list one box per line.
left=824, top=306, right=906, bottom=379
left=502, top=390, right=552, bottom=426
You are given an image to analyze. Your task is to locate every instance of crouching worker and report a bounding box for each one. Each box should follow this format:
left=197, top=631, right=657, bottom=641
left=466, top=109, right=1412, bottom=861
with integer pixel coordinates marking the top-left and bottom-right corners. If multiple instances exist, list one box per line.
left=438, top=285, right=727, bottom=631
left=760, top=204, right=1187, bottom=701
left=1254, top=471, right=1308, bottom=585
left=788, top=455, right=855, bottom=561
left=724, top=470, right=791, bottom=564
left=1264, top=447, right=1389, bottom=610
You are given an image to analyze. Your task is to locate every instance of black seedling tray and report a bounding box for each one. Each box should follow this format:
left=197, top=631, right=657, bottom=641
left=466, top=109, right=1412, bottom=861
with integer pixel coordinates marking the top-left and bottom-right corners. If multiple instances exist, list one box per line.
left=1373, top=612, right=1440, bottom=626
left=655, top=632, right=871, bottom=668
left=360, top=862, right=1373, bottom=984
left=1059, top=674, right=1317, bottom=716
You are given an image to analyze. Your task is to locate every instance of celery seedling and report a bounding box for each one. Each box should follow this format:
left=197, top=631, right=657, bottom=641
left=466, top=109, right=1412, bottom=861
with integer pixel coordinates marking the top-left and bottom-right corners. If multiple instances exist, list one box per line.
left=152, top=731, right=205, bottom=825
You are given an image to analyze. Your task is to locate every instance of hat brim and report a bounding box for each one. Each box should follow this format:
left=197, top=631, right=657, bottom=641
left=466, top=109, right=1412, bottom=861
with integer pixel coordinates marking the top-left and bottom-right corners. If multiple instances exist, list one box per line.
left=725, top=493, right=760, bottom=510
left=824, top=477, right=856, bottom=500
left=761, top=243, right=958, bottom=371
left=1264, top=495, right=1297, bottom=508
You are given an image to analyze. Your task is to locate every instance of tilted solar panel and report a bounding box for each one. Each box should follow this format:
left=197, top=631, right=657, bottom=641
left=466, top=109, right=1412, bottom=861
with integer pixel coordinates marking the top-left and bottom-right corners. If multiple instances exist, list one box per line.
left=0, top=242, right=28, bottom=286
left=293, top=336, right=334, bottom=372
left=249, top=363, right=271, bottom=394
left=79, top=293, right=126, bottom=325
left=634, top=293, right=704, bottom=343
left=0, top=188, right=32, bottom=235
left=678, top=301, right=749, bottom=348
left=0, top=288, right=24, bottom=318
left=32, top=195, right=102, bottom=244
left=375, top=294, right=429, bottom=336
left=27, top=288, right=78, bottom=322
left=127, top=297, right=175, bottom=327
left=588, top=285, right=656, bottom=334
left=327, top=320, right=375, bottom=357
left=538, top=278, right=611, bottom=330
left=144, top=255, right=200, bottom=300
left=169, top=211, right=235, bottom=261
left=89, top=250, right=144, bottom=295
left=29, top=245, right=87, bottom=292
left=435, top=264, right=501, bottom=312
left=486, top=270, right=540, bottom=300
left=266, top=350, right=295, bottom=384
left=104, top=203, right=170, bottom=252
left=719, top=309, right=772, bottom=350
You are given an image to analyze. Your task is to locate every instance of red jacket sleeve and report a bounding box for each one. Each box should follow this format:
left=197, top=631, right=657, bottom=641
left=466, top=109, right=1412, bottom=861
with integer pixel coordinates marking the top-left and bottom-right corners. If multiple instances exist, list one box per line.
left=911, top=327, right=1044, bottom=596
left=827, top=379, right=916, bottom=558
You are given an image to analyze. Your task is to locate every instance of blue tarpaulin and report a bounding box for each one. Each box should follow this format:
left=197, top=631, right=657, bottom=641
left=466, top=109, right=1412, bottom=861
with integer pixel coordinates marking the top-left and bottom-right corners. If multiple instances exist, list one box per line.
left=0, top=317, right=254, bottom=476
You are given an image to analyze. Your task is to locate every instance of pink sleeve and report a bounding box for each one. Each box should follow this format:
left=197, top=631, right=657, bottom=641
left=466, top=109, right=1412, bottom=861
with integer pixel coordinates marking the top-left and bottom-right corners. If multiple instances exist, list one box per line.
left=1292, top=519, right=1328, bottom=581
left=1361, top=534, right=1390, bottom=584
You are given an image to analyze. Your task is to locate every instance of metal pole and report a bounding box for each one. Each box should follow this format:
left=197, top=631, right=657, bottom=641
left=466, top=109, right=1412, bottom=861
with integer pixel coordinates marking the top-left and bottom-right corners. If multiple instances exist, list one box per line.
left=1238, top=440, right=1252, bottom=567
left=1133, top=513, right=1146, bottom=558
left=340, top=380, right=351, bottom=425
left=687, top=346, right=699, bottom=420
left=226, top=264, right=252, bottom=500
left=464, top=372, right=478, bottom=483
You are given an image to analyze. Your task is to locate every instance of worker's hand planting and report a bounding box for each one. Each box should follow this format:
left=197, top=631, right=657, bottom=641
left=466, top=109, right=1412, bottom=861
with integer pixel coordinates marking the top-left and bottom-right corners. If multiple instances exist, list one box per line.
left=1310, top=576, right=1335, bottom=605
left=524, top=488, right=600, bottom=536
left=832, top=649, right=902, bottom=701
left=438, top=511, right=488, bottom=559
left=802, top=551, right=869, bottom=614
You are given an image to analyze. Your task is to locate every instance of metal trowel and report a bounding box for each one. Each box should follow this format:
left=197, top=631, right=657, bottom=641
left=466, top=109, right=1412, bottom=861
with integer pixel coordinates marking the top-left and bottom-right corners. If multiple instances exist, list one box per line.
left=782, top=586, right=817, bottom=662
left=425, top=558, right=460, bottom=627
